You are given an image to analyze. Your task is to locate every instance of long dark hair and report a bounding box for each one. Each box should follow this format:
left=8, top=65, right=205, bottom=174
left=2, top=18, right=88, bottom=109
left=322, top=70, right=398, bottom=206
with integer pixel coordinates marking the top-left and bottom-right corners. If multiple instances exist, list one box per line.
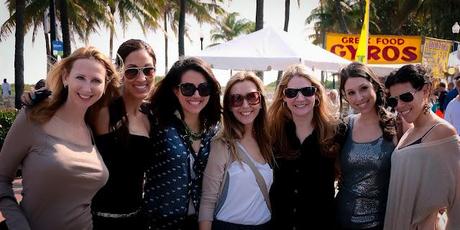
left=148, top=57, right=222, bottom=129
left=339, top=62, right=396, bottom=141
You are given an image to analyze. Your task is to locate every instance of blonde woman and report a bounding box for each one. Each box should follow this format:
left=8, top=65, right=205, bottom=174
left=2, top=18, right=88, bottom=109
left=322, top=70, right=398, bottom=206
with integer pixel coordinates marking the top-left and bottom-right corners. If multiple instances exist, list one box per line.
left=0, top=47, right=119, bottom=230
left=199, top=72, right=273, bottom=230
left=269, top=64, right=339, bottom=229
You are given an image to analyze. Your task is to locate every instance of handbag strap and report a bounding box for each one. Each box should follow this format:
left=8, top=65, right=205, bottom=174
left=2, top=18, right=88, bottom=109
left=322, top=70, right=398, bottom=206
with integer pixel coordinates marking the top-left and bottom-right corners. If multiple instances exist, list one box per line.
left=235, top=142, right=272, bottom=213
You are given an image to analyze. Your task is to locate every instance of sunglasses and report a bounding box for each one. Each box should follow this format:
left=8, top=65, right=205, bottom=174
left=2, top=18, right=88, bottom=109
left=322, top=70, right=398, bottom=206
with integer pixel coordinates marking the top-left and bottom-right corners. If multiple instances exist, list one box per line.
left=124, top=66, right=156, bottom=79
left=230, top=91, right=261, bottom=107
left=178, top=82, right=211, bottom=97
left=387, top=90, right=417, bottom=108
left=284, top=86, right=316, bottom=99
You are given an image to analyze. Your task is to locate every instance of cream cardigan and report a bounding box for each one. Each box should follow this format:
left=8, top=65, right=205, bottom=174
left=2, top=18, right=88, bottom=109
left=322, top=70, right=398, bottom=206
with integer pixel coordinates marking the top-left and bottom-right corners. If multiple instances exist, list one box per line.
left=384, top=135, right=460, bottom=230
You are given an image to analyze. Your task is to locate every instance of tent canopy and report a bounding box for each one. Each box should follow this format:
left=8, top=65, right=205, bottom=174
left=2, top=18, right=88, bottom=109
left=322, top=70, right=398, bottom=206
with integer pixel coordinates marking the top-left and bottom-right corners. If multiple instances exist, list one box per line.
left=190, top=27, right=351, bottom=72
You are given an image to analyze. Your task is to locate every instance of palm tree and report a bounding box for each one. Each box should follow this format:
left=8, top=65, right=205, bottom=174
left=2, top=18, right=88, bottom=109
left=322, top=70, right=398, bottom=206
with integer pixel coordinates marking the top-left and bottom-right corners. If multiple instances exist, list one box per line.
left=255, top=0, right=263, bottom=31
left=14, top=0, right=25, bottom=109
left=208, top=12, right=254, bottom=47
left=59, top=0, right=70, bottom=57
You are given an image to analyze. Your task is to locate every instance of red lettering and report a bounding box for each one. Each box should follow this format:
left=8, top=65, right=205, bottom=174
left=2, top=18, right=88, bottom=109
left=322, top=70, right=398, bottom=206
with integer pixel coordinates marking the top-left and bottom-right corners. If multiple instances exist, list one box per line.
left=347, top=45, right=358, bottom=60
left=330, top=44, right=348, bottom=57
left=382, top=46, right=399, bottom=61
left=368, top=46, right=381, bottom=61
left=401, top=46, right=417, bottom=62
left=397, top=39, right=405, bottom=45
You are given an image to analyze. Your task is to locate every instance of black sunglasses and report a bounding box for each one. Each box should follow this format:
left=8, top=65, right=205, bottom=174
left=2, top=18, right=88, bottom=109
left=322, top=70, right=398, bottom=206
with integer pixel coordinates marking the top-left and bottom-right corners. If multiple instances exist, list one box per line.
left=284, top=86, right=316, bottom=99
left=124, top=66, right=156, bottom=79
left=230, top=92, right=261, bottom=107
left=178, top=82, right=211, bottom=97
left=387, top=90, right=417, bottom=108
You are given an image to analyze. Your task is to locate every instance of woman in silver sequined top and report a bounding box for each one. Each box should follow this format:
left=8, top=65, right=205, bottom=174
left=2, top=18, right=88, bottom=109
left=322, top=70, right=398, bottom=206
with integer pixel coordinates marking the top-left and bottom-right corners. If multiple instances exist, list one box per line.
left=336, top=62, right=397, bottom=230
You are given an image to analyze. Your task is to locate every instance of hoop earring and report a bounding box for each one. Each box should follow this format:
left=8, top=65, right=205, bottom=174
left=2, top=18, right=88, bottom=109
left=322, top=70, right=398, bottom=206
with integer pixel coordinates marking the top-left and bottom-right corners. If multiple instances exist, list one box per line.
left=315, top=98, right=320, bottom=107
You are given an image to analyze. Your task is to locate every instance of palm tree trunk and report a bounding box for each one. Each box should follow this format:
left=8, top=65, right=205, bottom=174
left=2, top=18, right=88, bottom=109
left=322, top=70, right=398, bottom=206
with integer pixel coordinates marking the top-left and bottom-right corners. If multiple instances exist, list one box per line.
left=164, top=11, right=169, bottom=75
left=255, top=0, right=264, bottom=81
left=15, top=0, right=25, bottom=109
left=60, top=0, right=71, bottom=57
left=178, top=0, right=186, bottom=57
left=49, top=0, right=57, bottom=63
left=109, top=6, right=116, bottom=59
left=278, top=0, right=290, bottom=86
left=335, top=0, right=350, bottom=33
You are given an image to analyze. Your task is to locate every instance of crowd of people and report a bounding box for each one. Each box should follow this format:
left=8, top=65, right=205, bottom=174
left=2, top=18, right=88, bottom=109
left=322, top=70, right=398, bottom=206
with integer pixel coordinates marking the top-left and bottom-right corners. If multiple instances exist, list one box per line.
left=0, top=40, right=459, bottom=230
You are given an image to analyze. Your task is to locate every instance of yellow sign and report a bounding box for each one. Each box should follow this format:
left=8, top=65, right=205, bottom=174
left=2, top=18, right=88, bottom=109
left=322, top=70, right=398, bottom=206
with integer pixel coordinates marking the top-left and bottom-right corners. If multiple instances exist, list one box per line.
left=422, top=37, right=452, bottom=78
left=355, top=0, right=370, bottom=63
left=326, top=33, right=422, bottom=64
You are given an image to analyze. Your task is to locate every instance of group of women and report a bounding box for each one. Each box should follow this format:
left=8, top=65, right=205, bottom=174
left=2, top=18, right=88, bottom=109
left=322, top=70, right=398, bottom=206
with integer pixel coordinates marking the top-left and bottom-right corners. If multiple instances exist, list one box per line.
left=0, top=39, right=458, bottom=230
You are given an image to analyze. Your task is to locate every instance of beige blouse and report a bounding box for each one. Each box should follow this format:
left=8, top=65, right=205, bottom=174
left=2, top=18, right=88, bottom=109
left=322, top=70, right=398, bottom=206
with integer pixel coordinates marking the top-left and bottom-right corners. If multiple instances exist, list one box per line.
left=0, top=109, right=109, bottom=230
left=384, top=135, right=460, bottom=230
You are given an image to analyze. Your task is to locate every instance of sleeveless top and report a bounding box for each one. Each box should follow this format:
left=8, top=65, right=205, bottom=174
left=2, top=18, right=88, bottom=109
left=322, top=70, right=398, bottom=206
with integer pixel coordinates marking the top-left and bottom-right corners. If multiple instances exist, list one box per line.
left=336, top=115, right=395, bottom=229
left=91, top=97, right=152, bottom=214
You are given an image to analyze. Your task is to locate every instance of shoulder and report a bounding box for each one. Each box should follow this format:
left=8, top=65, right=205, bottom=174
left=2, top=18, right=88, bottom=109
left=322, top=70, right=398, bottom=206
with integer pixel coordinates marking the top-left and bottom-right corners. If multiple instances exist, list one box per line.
left=425, top=120, right=457, bottom=141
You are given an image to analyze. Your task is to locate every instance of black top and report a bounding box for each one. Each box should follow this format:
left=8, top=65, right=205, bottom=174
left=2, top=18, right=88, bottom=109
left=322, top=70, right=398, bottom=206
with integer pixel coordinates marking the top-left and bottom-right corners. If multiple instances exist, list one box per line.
left=270, top=121, right=336, bottom=230
left=91, top=97, right=153, bottom=213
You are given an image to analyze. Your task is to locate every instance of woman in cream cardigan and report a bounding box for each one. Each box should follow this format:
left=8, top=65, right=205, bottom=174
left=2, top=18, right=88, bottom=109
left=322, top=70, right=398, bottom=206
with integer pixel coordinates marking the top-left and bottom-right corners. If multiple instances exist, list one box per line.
left=384, top=64, right=460, bottom=230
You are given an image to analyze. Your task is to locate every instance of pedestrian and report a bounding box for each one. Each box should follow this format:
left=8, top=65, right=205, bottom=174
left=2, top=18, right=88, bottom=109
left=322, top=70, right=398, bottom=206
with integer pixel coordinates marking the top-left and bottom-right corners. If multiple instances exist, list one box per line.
left=142, top=57, right=222, bottom=230
left=0, top=46, right=120, bottom=230
left=384, top=64, right=460, bottom=230
left=2, top=79, right=11, bottom=97
left=199, top=71, right=273, bottom=230
left=90, top=39, right=156, bottom=229
left=336, top=62, right=397, bottom=230
left=444, top=76, right=460, bottom=134
left=268, top=64, right=339, bottom=230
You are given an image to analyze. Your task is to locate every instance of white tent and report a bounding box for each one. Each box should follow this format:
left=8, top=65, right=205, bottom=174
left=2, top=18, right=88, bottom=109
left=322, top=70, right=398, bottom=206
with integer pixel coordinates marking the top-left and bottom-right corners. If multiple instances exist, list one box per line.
left=190, top=27, right=351, bottom=72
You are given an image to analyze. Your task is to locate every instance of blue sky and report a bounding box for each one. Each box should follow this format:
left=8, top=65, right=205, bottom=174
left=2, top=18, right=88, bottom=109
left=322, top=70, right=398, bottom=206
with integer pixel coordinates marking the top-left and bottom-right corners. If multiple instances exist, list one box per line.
left=0, top=0, right=318, bottom=85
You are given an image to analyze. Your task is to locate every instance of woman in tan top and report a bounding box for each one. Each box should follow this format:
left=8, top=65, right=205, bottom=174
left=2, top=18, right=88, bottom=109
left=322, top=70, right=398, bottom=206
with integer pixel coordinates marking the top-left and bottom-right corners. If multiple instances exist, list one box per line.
left=384, top=64, right=460, bottom=230
left=0, top=47, right=120, bottom=230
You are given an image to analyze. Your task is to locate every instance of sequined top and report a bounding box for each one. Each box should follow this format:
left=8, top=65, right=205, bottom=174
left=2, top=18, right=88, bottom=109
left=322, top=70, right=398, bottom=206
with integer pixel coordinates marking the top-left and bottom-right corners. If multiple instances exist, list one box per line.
left=336, top=115, right=395, bottom=229
left=142, top=115, right=218, bottom=230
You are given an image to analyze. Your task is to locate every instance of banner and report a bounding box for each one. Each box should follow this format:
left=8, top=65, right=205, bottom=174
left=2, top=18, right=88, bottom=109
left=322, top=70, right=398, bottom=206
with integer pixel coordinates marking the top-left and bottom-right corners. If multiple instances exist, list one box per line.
left=422, top=37, right=452, bottom=78
left=355, top=0, right=370, bottom=63
left=326, top=33, right=422, bottom=64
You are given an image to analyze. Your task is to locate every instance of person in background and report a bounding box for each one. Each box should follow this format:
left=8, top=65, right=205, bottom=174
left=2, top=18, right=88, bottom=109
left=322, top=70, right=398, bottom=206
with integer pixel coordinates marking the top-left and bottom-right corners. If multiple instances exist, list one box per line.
left=269, top=64, right=339, bottom=230
left=436, top=82, right=448, bottom=113
left=0, top=46, right=119, bottom=230
left=336, top=62, right=396, bottom=230
left=143, top=57, right=222, bottom=230
left=2, top=79, right=11, bottom=97
left=328, top=89, right=340, bottom=117
left=384, top=64, right=460, bottom=230
left=90, top=39, right=156, bottom=229
left=199, top=71, right=273, bottom=230
left=444, top=76, right=460, bottom=135
left=443, top=75, right=459, bottom=111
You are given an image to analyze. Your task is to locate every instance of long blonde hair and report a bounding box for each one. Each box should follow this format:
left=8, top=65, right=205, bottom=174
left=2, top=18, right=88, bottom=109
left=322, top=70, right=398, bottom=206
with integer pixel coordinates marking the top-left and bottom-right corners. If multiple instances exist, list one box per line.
left=218, top=71, right=273, bottom=164
left=268, top=64, right=339, bottom=159
left=29, top=46, right=120, bottom=123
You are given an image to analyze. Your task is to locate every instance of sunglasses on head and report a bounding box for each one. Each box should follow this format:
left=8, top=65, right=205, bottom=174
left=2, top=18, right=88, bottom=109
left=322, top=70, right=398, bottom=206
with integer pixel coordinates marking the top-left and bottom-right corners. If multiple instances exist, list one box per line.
left=387, top=90, right=417, bottom=108
left=230, top=91, right=261, bottom=107
left=124, top=66, right=156, bottom=79
left=284, top=86, right=316, bottom=99
left=178, top=82, right=211, bottom=97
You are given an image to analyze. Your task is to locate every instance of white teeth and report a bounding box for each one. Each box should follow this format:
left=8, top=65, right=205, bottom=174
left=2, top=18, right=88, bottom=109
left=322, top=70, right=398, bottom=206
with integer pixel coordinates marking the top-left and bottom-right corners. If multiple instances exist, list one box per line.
left=79, top=94, right=91, bottom=99
left=188, top=101, right=200, bottom=105
left=134, top=85, right=146, bottom=89
left=401, top=110, right=410, bottom=115
left=294, top=104, right=306, bottom=108
left=241, top=112, right=251, bottom=116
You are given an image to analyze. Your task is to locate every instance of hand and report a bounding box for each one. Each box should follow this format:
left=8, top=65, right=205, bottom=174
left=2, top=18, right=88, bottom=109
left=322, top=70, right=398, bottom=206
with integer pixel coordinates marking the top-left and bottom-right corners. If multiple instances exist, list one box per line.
left=21, top=88, right=52, bottom=107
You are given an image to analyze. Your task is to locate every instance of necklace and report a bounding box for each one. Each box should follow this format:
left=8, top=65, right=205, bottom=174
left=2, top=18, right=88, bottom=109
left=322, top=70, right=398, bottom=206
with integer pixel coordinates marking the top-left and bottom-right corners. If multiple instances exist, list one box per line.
left=183, top=124, right=203, bottom=141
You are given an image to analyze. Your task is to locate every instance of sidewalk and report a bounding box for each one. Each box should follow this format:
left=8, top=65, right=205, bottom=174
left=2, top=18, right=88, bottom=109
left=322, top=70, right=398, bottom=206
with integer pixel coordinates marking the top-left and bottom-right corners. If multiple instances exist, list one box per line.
left=0, top=178, right=23, bottom=222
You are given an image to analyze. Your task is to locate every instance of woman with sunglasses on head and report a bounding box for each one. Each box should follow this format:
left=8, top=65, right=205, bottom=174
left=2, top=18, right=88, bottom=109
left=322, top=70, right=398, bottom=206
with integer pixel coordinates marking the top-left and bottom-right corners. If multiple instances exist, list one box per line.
left=0, top=47, right=119, bottom=230
left=89, top=39, right=156, bottom=229
left=199, top=72, right=273, bottom=230
left=336, top=62, right=397, bottom=230
left=143, top=57, right=222, bottom=230
left=383, top=64, right=460, bottom=230
left=268, top=64, right=339, bottom=230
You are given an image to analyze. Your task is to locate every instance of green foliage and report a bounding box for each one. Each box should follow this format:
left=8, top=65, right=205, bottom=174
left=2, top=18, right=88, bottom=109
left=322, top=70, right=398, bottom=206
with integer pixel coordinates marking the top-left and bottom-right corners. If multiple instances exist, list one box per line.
left=0, top=108, right=18, bottom=150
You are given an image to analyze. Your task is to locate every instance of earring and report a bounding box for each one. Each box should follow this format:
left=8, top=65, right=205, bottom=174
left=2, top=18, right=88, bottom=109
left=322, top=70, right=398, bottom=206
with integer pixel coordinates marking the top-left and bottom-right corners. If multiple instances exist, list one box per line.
left=315, top=98, right=321, bottom=107
left=423, top=103, right=430, bottom=114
